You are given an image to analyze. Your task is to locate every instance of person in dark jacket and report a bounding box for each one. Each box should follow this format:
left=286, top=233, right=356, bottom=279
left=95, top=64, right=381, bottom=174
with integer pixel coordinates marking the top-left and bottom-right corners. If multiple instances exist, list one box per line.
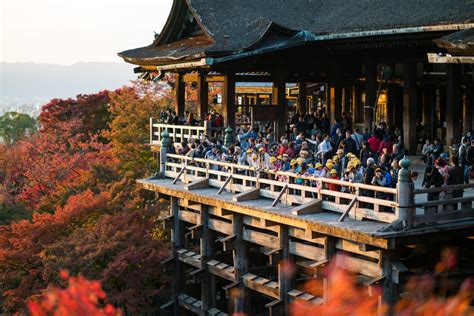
left=448, top=156, right=464, bottom=209
left=342, top=130, right=357, bottom=155
left=432, top=138, right=444, bottom=158
left=360, top=141, right=373, bottom=168
left=424, top=166, right=444, bottom=201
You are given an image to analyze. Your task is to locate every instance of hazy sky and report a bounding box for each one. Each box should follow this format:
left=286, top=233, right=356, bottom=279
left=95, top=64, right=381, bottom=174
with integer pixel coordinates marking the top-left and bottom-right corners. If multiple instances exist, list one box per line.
left=1, top=0, right=173, bottom=65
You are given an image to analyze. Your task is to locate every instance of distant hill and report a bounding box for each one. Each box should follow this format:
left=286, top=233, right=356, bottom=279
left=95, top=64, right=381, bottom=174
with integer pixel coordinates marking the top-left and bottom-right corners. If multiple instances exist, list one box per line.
left=0, top=62, right=136, bottom=100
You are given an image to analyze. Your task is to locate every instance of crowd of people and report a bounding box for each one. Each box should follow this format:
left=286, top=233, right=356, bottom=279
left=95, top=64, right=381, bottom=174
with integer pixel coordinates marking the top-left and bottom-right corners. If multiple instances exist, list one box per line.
left=162, top=108, right=474, bottom=202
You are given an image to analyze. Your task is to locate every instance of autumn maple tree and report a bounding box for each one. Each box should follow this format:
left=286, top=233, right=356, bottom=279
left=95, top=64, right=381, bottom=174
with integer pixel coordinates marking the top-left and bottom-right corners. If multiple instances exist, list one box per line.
left=0, top=82, right=172, bottom=314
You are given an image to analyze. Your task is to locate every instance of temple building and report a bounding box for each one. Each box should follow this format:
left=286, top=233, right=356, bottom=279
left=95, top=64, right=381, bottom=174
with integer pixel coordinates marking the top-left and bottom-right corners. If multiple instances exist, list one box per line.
left=119, top=1, right=474, bottom=315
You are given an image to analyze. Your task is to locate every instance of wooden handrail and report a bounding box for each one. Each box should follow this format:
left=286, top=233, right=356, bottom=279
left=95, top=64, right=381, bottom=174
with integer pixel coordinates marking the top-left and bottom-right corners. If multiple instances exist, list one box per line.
left=414, top=183, right=474, bottom=194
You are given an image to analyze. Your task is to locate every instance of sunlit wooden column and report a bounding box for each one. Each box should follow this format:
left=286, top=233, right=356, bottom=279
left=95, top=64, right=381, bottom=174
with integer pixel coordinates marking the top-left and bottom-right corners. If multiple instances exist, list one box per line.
left=386, top=86, right=396, bottom=129
left=232, top=213, right=248, bottom=314
left=446, top=64, right=462, bottom=146
left=197, top=72, right=209, bottom=119
left=364, top=58, right=377, bottom=130
left=273, top=73, right=287, bottom=139
left=422, top=86, right=435, bottom=141
left=175, top=73, right=186, bottom=117
left=171, top=197, right=185, bottom=314
left=222, top=73, right=236, bottom=130
left=403, top=60, right=418, bottom=154
left=200, top=205, right=215, bottom=312
left=464, top=86, right=474, bottom=133
left=297, top=82, right=307, bottom=114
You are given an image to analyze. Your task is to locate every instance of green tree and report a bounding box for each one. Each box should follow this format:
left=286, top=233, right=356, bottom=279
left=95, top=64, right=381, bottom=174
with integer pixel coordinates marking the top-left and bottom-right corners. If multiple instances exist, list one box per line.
left=0, top=112, right=37, bottom=145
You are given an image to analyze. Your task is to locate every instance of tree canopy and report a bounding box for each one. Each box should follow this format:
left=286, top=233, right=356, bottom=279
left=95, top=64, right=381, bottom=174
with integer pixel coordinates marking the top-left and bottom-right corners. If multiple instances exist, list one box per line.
left=0, top=112, right=37, bottom=145
left=0, top=81, right=173, bottom=314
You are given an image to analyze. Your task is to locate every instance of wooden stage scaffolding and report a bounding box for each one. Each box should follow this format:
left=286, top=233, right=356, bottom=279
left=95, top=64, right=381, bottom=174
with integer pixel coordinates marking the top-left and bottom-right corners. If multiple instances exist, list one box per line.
left=139, top=138, right=474, bottom=315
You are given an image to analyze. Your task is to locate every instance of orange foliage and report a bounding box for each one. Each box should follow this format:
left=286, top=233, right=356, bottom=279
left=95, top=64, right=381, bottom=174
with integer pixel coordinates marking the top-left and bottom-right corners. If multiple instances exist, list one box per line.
left=28, top=270, right=122, bottom=316
left=290, top=253, right=474, bottom=316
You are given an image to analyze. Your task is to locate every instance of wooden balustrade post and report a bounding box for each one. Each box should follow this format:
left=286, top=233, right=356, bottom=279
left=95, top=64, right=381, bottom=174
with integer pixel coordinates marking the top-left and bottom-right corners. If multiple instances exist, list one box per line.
left=396, top=157, right=414, bottom=227
left=159, top=130, right=170, bottom=177
left=150, top=117, right=154, bottom=145
left=204, top=120, right=212, bottom=139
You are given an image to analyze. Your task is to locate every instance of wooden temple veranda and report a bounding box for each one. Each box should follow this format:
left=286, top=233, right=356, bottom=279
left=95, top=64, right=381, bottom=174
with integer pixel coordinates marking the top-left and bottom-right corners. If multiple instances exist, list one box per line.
left=119, top=1, right=474, bottom=315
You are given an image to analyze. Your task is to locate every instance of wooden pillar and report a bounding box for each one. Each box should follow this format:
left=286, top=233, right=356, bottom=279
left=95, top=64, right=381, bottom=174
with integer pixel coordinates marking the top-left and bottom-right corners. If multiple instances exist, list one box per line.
left=403, top=61, right=418, bottom=154
left=446, top=64, right=462, bottom=146
left=278, top=225, right=293, bottom=315
left=222, top=73, right=236, bottom=130
left=273, top=73, right=287, bottom=139
left=343, top=86, right=351, bottom=114
left=232, top=213, right=248, bottom=314
left=334, top=83, right=343, bottom=120
left=465, top=87, right=474, bottom=133
left=353, top=85, right=362, bottom=124
left=387, top=85, right=396, bottom=129
left=197, top=73, right=209, bottom=120
left=175, top=73, right=186, bottom=117
left=200, top=206, right=215, bottom=312
left=381, top=252, right=400, bottom=312
left=329, top=84, right=336, bottom=125
left=171, top=197, right=185, bottom=314
left=422, top=86, right=435, bottom=141
left=365, top=58, right=377, bottom=130
left=297, top=82, right=307, bottom=115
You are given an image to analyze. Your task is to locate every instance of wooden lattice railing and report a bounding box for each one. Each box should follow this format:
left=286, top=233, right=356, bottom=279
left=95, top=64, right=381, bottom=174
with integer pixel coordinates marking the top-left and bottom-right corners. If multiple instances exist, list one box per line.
left=164, top=154, right=399, bottom=224
left=413, top=183, right=474, bottom=225
left=149, top=118, right=225, bottom=145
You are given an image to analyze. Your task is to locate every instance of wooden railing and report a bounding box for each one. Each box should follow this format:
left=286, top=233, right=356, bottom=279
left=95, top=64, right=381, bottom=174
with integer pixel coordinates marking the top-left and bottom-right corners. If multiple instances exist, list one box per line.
left=157, top=153, right=474, bottom=227
left=164, top=154, right=399, bottom=224
left=150, top=118, right=225, bottom=145
left=413, top=183, right=474, bottom=225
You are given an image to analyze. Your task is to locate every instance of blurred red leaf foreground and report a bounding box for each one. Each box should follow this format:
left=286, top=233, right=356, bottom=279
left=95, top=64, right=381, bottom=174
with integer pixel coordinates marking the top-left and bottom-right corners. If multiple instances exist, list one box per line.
left=27, top=270, right=122, bottom=316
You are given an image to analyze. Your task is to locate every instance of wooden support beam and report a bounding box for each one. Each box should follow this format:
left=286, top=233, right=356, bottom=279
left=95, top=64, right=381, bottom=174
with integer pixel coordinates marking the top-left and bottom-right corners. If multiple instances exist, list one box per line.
left=338, top=197, right=358, bottom=222
left=222, top=73, right=236, bottom=130
left=273, top=72, right=287, bottom=140
left=218, top=235, right=236, bottom=252
left=464, top=87, right=473, bottom=133
left=222, top=282, right=239, bottom=299
left=172, top=166, right=186, bottom=184
left=177, top=294, right=202, bottom=315
left=200, top=205, right=215, bottom=312
left=272, top=184, right=287, bottom=207
left=292, top=200, right=322, bottom=215
left=197, top=72, right=209, bottom=119
left=160, top=301, right=174, bottom=312
left=175, top=73, right=186, bottom=117
left=358, top=243, right=379, bottom=252
left=233, top=188, right=260, bottom=202
left=297, top=82, right=307, bottom=114
left=217, top=175, right=232, bottom=195
left=446, top=64, right=462, bottom=147
left=185, top=178, right=209, bottom=191
left=243, top=228, right=279, bottom=249
left=403, top=60, right=418, bottom=154
left=232, top=213, right=248, bottom=313
left=187, top=224, right=203, bottom=239
left=261, top=219, right=279, bottom=227
left=422, top=86, right=435, bottom=141
left=305, top=228, right=325, bottom=240
left=364, top=58, right=377, bottom=130
left=171, top=197, right=185, bottom=315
